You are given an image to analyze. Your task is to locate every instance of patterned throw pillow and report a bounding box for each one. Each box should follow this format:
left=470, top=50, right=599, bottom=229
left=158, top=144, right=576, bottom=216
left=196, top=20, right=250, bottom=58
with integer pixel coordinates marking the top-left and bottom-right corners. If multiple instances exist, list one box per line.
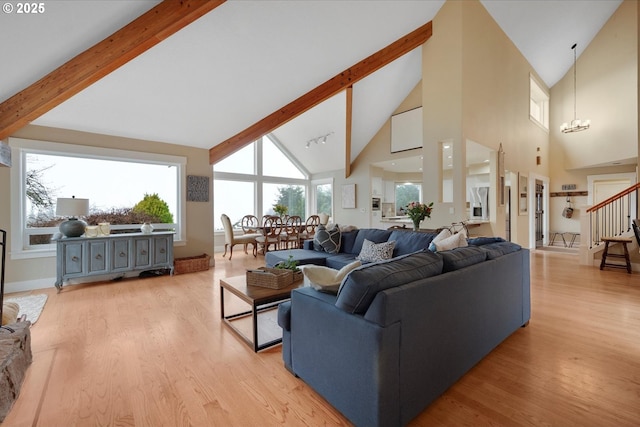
left=356, top=239, right=396, bottom=262
left=313, top=224, right=341, bottom=254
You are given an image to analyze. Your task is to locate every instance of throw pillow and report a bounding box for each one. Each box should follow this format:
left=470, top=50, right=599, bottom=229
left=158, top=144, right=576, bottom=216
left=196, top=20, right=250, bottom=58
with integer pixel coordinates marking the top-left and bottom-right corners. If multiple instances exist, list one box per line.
left=356, top=239, right=396, bottom=262
left=313, top=224, right=341, bottom=254
left=432, top=230, right=468, bottom=252
left=428, top=228, right=452, bottom=251
left=303, top=260, right=362, bottom=294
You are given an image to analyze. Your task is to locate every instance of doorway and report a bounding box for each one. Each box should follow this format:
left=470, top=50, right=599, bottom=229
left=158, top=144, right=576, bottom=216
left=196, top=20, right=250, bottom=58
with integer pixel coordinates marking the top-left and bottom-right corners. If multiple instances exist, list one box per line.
left=535, top=180, right=544, bottom=248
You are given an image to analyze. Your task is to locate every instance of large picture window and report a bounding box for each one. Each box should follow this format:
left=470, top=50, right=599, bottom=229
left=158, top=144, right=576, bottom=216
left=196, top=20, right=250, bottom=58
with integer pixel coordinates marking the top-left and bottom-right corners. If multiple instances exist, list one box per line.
left=10, top=138, right=186, bottom=258
left=213, top=135, right=309, bottom=231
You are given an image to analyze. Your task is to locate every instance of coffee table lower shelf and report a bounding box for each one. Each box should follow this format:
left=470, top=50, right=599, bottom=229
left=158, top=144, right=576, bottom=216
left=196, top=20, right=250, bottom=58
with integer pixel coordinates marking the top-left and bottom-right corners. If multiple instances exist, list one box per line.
left=220, top=275, right=303, bottom=352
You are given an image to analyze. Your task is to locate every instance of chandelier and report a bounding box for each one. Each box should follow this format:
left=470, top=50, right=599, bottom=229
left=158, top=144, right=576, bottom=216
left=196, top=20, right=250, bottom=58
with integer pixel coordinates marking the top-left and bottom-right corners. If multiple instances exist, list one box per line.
left=560, top=43, right=590, bottom=133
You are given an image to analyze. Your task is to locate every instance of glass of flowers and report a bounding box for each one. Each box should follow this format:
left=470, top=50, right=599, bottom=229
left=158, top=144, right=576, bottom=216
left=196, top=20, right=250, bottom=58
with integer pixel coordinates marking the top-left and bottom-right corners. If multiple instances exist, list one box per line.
left=273, top=203, right=288, bottom=218
left=405, top=201, right=434, bottom=231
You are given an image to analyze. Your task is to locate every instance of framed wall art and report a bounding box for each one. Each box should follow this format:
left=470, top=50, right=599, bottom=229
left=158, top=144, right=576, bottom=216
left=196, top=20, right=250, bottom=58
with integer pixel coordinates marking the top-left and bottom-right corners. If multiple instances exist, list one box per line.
left=187, top=175, right=210, bottom=202
left=341, top=183, right=356, bottom=209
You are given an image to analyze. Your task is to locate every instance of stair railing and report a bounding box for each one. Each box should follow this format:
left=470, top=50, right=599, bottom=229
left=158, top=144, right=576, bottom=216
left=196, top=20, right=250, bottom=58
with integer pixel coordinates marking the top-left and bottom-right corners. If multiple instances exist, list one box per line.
left=585, top=183, right=640, bottom=248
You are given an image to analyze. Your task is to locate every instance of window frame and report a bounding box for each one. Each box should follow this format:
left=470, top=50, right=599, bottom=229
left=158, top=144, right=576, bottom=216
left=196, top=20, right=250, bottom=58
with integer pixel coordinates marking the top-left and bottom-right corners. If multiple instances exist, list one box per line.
left=9, top=137, right=187, bottom=259
left=529, top=74, right=549, bottom=131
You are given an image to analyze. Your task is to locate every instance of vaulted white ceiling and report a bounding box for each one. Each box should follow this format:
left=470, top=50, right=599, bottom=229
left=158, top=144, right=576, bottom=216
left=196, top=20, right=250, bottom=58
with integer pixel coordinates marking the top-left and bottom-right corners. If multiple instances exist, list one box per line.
left=0, top=0, right=622, bottom=173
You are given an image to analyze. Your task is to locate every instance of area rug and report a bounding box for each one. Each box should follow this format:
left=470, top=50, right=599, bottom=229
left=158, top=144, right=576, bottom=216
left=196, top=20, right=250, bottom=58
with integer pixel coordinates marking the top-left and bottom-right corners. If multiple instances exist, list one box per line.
left=4, top=294, right=48, bottom=324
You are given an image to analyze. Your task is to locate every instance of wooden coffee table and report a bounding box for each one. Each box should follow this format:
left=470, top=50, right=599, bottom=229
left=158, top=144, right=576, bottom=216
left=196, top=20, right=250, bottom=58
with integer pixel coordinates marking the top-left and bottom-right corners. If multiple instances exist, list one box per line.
left=220, top=275, right=304, bottom=352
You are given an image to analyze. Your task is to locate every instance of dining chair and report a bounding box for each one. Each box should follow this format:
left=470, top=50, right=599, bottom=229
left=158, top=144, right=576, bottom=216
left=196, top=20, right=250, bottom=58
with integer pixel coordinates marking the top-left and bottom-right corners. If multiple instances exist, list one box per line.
left=240, top=215, right=262, bottom=254
left=298, top=215, right=320, bottom=246
left=280, top=215, right=302, bottom=249
left=255, top=216, right=283, bottom=254
left=221, top=214, right=258, bottom=260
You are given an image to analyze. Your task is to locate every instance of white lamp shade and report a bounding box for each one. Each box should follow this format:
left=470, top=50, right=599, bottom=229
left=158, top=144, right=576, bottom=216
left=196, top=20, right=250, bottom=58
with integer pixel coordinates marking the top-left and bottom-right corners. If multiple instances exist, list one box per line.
left=56, top=197, right=89, bottom=218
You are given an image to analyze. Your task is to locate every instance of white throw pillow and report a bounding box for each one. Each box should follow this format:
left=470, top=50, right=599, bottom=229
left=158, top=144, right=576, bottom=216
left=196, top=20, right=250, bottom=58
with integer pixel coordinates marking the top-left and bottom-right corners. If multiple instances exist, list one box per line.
left=356, top=239, right=396, bottom=262
left=433, top=230, right=468, bottom=251
left=429, top=228, right=452, bottom=251
left=304, top=261, right=362, bottom=294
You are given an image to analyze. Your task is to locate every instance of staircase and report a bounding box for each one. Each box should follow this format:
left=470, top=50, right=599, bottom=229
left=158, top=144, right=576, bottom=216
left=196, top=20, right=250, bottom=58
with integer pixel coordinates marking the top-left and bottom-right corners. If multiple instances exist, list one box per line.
left=581, top=183, right=639, bottom=266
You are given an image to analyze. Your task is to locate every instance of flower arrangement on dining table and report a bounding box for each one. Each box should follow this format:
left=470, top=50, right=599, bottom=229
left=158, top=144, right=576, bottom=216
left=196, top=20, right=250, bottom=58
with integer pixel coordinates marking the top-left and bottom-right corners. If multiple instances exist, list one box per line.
left=273, top=203, right=288, bottom=217
left=405, top=201, right=434, bottom=231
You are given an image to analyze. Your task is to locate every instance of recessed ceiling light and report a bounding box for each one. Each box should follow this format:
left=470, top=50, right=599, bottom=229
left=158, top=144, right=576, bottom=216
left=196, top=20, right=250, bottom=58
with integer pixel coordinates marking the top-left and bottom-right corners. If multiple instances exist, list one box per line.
left=484, top=159, right=489, bottom=163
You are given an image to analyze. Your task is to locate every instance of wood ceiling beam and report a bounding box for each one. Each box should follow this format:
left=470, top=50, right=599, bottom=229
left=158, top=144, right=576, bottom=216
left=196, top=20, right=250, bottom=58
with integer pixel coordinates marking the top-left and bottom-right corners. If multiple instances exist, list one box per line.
left=0, top=0, right=225, bottom=141
left=345, top=86, right=353, bottom=178
left=209, top=20, right=433, bottom=165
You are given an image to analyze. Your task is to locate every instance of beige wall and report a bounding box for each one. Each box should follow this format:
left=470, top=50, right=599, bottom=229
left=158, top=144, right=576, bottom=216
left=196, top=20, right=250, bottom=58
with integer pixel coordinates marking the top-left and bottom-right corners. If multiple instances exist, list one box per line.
left=548, top=0, right=638, bottom=235
left=318, top=0, right=564, bottom=247
left=0, top=125, right=214, bottom=290
left=422, top=0, right=550, bottom=246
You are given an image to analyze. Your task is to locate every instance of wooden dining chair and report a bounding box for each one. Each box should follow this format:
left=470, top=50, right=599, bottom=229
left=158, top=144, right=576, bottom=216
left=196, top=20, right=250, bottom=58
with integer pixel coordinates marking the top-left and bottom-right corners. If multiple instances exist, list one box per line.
left=255, top=216, right=283, bottom=254
left=298, top=215, right=320, bottom=246
left=280, top=216, right=302, bottom=249
left=240, top=215, right=262, bottom=254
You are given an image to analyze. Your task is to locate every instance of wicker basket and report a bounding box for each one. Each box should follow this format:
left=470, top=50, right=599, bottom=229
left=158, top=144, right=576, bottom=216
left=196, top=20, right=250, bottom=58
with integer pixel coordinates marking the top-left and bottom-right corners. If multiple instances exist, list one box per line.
left=174, top=254, right=211, bottom=275
left=246, top=267, right=294, bottom=289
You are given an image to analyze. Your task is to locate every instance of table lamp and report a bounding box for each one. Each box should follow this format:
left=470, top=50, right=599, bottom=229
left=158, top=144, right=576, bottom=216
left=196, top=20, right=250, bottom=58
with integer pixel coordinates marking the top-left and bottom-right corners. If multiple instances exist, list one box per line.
left=56, top=196, right=89, bottom=238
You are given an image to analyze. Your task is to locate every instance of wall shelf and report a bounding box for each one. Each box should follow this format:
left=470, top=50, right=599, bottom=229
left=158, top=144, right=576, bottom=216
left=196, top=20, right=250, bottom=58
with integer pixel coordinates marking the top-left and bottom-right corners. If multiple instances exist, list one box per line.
left=550, top=191, right=588, bottom=197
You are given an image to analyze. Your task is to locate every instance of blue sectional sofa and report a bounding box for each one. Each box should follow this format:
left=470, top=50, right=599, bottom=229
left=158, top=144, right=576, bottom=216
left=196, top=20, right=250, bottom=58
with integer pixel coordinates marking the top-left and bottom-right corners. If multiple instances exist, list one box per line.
left=276, top=231, right=531, bottom=427
left=266, top=228, right=435, bottom=269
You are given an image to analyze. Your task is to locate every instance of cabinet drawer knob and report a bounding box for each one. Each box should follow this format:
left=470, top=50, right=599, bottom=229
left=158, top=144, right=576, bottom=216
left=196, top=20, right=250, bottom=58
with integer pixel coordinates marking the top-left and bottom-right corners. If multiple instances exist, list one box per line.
left=95, top=254, right=102, bottom=260
left=120, top=252, right=126, bottom=257
left=140, top=250, right=147, bottom=255
left=159, top=248, right=166, bottom=254
left=71, top=256, right=79, bottom=262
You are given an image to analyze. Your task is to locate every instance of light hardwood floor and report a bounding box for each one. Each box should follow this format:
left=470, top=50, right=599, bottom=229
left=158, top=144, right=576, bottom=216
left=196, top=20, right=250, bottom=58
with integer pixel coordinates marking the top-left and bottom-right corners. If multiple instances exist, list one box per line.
left=3, top=249, right=640, bottom=426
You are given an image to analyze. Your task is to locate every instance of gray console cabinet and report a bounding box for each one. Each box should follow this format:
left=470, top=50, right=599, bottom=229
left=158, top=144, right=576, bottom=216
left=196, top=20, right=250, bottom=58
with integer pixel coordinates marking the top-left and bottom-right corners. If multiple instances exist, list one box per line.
left=55, top=231, right=174, bottom=291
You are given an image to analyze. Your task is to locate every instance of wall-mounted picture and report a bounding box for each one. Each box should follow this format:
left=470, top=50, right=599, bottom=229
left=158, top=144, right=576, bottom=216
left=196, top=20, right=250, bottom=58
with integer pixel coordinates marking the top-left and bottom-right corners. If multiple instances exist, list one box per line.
left=518, top=173, right=528, bottom=215
left=342, top=183, right=356, bottom=209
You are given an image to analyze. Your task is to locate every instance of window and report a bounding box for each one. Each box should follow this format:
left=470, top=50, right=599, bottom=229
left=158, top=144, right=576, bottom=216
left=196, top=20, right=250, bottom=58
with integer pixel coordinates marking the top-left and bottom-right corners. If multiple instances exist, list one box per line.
left=262, top=135, right=305, bottom=179
left=395, top=182, right=422, bottom=215
left=263, top=183, right=306, bottom=218
left=213, top=135, right=309, bottom=231
left=315, top=182, right=333, bottom=218
left=530, top=75, right=549, bottom=130
left=214, top=143, right=255, bottom=175
left=10, top=138, right=186, bottom=258
left=213, top=180, right=255, bottom=231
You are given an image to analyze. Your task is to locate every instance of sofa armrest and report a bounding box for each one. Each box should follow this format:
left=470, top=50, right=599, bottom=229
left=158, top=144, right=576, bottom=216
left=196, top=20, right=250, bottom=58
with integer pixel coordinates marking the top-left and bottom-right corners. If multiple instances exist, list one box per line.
left=302, top=239, right=314, bottom=250
left=277, top=301, right=291, bottom=331
left=288, top=287, right=401, bottom=427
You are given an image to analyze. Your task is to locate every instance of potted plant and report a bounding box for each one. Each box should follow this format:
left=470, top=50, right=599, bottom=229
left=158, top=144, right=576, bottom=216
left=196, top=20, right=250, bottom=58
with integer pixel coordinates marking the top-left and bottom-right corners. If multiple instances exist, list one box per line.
left=275, top=255, right=303, bottom=281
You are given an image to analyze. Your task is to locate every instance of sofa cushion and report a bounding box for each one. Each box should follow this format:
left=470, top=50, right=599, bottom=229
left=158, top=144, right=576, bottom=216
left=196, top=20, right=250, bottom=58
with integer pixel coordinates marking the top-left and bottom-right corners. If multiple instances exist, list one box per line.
left=389, top=230, right=436, bottom=256
left=440, top=246, right=488, bottom=272
left=356, top=239, right=396, bottom=263
left=339, top=230, right=359, bottom=254
left=467, top=236, right=506, bottom=246
left=351, top=229, right=392, bottom=255
left=325, top=254, right=360, bottom=270
left=431, top=231, right=468, bottom=251
left=335, top=250, right=443, bottom=314
left=480, top=241, right=522, bottom=259
left=265, top=248, right=331, bottom=267
left=313, top=224, right=341, bottom=254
